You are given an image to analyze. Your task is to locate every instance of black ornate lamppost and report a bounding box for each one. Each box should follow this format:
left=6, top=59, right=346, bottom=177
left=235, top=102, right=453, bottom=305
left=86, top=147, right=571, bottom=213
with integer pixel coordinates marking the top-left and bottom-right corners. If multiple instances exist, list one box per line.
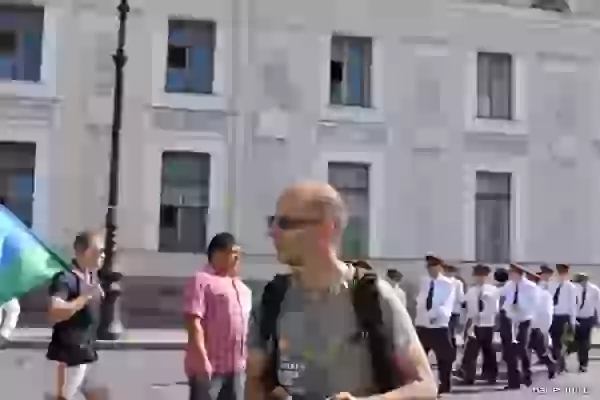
left=97, top=0, right=129, bottom=340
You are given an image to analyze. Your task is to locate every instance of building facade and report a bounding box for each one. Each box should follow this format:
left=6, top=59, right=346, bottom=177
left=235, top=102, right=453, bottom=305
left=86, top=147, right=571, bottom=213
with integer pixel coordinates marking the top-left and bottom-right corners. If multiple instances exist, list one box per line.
left=2, top=0, right=600, bottom=324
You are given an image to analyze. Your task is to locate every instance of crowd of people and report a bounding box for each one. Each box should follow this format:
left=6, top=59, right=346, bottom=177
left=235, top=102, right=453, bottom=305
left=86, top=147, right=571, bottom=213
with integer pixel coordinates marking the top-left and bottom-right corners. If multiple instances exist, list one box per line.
left=415, top=255, right=599, bottom=394
left=0, top=181, right=598, bottom=400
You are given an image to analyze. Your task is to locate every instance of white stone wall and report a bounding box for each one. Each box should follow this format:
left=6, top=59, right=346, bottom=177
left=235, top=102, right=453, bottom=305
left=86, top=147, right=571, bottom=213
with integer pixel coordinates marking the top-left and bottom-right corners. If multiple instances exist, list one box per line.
left=2, top=0, right=600, bottom=284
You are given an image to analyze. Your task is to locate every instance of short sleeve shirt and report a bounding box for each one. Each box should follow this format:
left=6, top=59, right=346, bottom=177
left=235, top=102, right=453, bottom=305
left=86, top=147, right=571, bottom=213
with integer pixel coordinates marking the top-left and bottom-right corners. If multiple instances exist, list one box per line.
left=46, top=269, right=100, bottom=366
left=183, top=266, right=252, bottom=375
left=247, top=274, right=417, bottom=398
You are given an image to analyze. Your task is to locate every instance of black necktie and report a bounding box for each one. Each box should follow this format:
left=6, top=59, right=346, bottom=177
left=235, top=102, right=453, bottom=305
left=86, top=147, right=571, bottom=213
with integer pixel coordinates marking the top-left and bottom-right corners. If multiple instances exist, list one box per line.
left=478, top=288, right=484, bottom=312
left=426, top=280, right=434, bottom=311
left=580, top=286, right=587, bottom=310
left=553, top=283, right=562, bottom=306
left=513, top=283, right=519, bottom=305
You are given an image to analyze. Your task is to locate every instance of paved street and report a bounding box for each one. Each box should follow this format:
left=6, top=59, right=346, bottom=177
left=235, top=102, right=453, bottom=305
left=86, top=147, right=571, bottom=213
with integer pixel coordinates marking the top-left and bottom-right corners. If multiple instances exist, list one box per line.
left=0, top=349, right=187, bottom=399
left=0, top=348, right=597, bottom=399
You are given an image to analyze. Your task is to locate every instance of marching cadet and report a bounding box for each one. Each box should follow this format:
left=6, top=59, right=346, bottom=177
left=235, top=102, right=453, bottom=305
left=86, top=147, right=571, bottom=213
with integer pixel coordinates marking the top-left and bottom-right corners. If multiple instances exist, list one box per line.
left=573, top=272, right=600, bottom=372
left=500, top=263, right=538, bottom=390
left=528, top=271, right=556, bottom=379
left=492, top=268, right=511, bottom=380
left=442, top=264, right=465, bottom=350
left=547, top=263, right=578, bottom=373
left=386, top=268, right=407, bottom=306
left=415, top=253, right=456, bottom=395
left=537, top=264, right=554, bottom=290
left=459, top=264, right=499, bottom=385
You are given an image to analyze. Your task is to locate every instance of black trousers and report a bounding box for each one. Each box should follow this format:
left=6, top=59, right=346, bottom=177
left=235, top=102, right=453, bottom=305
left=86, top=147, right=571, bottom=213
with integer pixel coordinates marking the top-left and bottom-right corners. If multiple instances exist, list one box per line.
left=500, top=317, right=532, bottom=388
left=417, top=326, right=454, bottom=393
left=449, top=313, right=460, bottom=349
left=529, top=328, right=555, bottom=371
left=461, top=326, right=497, bottom=383
left=458, top=337, right=491, bottom=378
left=549, top=315, right=570, bottom=371
left=575, top=317, right=595, bottom=368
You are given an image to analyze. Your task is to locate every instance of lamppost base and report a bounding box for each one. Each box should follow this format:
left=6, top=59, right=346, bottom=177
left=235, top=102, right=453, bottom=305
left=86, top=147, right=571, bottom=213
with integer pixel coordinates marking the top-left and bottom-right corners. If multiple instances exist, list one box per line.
left=97, top=320, right=124, bottom=341
left=97, top=278, right=125, bottom=341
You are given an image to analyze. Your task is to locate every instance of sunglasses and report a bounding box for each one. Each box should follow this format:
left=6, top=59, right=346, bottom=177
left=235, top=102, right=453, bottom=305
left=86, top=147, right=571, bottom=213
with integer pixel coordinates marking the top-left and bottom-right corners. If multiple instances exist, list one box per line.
left=267, top=215, right=322, bottom=230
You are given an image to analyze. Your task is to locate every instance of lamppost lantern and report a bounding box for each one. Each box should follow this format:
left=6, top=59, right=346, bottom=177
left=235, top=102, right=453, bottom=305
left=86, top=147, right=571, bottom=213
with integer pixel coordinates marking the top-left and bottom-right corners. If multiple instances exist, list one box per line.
left=97, top=0, right=130, bottom=340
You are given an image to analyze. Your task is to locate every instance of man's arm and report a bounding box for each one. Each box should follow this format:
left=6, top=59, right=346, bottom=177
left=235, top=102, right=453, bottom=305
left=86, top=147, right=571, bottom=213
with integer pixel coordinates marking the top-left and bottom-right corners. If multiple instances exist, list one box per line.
left=488, top=287, right=500, bottom=314
left=543, top=293, right=554, bottom=332
left=568, top=283, right=578, bottom=326
left=245, top=306, right=270, bottom=400
left=183, top=274, right=211, bottom=376
left=373, top=280, right=438, bottom=400
left=47, top=274, right=93, bottom=324
left=522, top=282, right=539, bottom=320
left=593, top=286, right=600, bottom=324
left=455, top=281, right=465, bottom=305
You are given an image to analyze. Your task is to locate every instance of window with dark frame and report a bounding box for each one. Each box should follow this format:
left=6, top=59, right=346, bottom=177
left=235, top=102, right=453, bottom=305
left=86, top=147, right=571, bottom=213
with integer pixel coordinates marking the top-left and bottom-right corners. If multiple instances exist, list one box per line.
left=475, top=171, right=511, bottom=264
left=328, top=162, right=370, bottom=259
left=159, top=152, right=211, bottom=253
left=0, top=5, right=44, bottom=82
left=330, top=35, right=372, bottom=107
left=0, top=142, right=36, bottom=228
left=477, top=52, right=513, bottom=120
left=165, top=19, right=215, bottom=94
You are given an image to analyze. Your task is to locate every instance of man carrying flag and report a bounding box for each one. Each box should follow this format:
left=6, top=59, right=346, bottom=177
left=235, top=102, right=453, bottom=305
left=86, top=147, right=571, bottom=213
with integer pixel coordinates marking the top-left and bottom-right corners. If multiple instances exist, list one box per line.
left=46, top=230, right=107, bottom=400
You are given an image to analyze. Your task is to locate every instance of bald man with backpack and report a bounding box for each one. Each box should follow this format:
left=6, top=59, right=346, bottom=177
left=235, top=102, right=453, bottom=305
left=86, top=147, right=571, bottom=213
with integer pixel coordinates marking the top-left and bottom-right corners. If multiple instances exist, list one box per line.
left=245, top=182, right=437, bottom=400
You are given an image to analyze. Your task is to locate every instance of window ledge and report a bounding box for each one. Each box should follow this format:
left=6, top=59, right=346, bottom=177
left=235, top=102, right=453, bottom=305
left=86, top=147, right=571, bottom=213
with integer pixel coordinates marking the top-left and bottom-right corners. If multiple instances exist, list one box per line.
left=0, top=80, right=57, bottom=99
left=321, top=105, right=384, bottom=124
left=466, top=117, right=528, bottom=135
left=152, top=91, right=226, bottom=111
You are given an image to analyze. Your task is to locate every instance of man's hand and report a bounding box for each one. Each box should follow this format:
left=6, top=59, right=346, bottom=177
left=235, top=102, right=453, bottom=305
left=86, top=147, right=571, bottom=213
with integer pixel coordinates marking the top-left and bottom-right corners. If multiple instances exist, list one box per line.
left=331, top=392, right=356, bottom=400
left=270, top=387, right=289, bottom=400
left=81, top=281, right=104, bottom=300
left=193, top=357, right=213, bottom=380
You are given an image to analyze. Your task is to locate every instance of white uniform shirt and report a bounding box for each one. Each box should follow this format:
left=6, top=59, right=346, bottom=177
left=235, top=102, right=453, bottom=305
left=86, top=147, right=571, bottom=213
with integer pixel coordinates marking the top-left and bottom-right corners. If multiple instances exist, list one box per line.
left=538, top=280, right=550, bottom=291
left=576, top=282, right=600, bottom=319
left=389, top=282, right=407, bottom=306
left=501, top=278, right=538, bottom=323
left=0, top=298, right=20, bottom=339
left=464, top=283, right=499, bottom=327
left=533, top=286, right=553, bottom=332
left=450, top=277, right=465, bottom=315
left=415, top=274, right=456, bottom=328
left=547, top=278, right=578, bottom=326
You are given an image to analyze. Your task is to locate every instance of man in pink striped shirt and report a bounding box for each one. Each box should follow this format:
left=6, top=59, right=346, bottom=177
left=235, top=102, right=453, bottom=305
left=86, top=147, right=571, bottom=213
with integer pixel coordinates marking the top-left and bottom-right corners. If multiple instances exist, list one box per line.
left=184, top=232, right=252, bottom=400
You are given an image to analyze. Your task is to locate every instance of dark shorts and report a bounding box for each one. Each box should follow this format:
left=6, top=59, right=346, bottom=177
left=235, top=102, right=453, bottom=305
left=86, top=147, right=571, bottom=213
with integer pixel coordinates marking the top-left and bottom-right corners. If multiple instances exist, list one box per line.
left=188, top=372, right=244, bottom=400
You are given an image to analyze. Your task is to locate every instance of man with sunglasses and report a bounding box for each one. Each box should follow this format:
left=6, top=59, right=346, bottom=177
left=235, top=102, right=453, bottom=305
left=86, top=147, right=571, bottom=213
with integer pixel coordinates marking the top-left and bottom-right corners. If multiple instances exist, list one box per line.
left=46, top=230, right=108, bottom=400
left=246, top=182, right=437, bottom=400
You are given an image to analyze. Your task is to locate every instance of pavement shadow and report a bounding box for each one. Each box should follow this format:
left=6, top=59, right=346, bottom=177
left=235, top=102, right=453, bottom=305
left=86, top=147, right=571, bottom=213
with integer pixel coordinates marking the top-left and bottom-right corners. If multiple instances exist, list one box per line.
left=451, top=387, right=506, bottom=395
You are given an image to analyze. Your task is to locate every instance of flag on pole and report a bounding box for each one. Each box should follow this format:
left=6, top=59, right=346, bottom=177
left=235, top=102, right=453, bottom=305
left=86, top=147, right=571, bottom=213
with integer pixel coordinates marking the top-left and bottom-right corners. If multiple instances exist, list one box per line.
left=0, top=205, right=68, bottom=305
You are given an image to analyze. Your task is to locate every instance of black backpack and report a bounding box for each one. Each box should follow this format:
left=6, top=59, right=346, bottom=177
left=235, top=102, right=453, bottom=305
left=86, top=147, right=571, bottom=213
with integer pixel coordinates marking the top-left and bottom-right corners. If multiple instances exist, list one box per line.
left=258, top=267, right=400, bottom=394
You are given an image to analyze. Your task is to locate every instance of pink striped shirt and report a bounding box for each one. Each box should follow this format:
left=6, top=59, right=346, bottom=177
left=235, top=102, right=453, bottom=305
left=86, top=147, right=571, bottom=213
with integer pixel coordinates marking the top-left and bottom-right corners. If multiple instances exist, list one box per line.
left=183, top=265, right=252, bottom=376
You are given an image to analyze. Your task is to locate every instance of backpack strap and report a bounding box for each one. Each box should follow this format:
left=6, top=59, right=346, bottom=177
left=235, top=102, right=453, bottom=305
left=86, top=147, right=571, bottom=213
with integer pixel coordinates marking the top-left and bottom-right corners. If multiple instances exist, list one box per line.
left=259, top=273, right=292, bottom=391
left=351, top=267, right=399, bottom=393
